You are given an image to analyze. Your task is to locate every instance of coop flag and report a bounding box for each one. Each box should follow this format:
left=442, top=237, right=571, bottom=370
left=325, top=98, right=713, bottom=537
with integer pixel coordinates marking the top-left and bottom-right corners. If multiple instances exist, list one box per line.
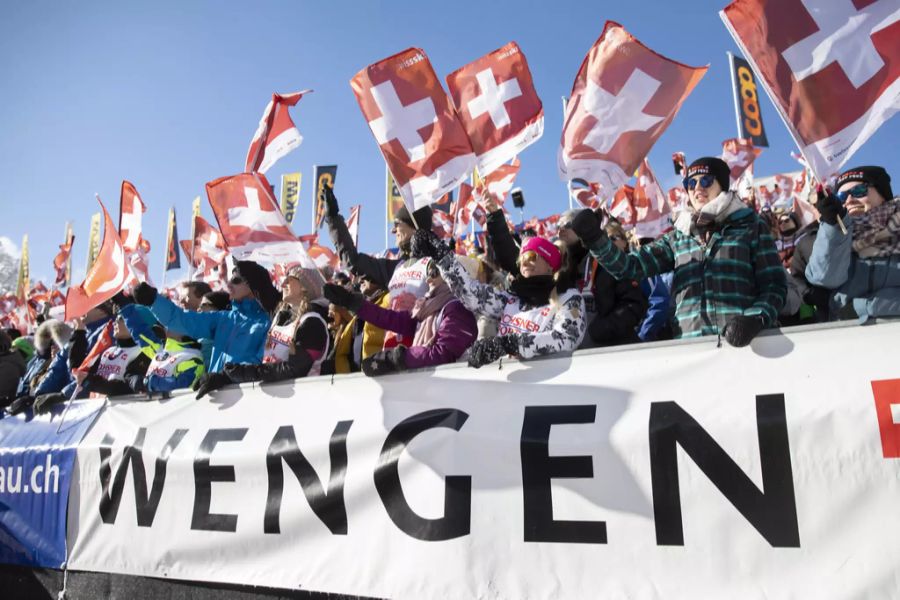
left=312, top=165, right=337, bottom=230
left=164, top=208, right=181, bottom=271
left=85, top=212, right=101, bottom=272
left=728, top=53, right=769, bottom=147
left=66, top=198, right=135, bottom=321
left=559, top=21, right=707, bottom=190
left=245, top=90, right=311, bottom=174
left=352, top=47, right=475, bottom=211
left=721, top=0, right=900, bottom=181
left=386, top=168, right=405, bottom=224
left=281, top=172, right=301, bottom=224
left=447, top=41, right=543, bottom=175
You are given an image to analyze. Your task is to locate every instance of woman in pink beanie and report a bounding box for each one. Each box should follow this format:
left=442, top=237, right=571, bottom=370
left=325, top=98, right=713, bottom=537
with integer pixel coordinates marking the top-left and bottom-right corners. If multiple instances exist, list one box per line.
left=410, top=230, right=586, bottom=368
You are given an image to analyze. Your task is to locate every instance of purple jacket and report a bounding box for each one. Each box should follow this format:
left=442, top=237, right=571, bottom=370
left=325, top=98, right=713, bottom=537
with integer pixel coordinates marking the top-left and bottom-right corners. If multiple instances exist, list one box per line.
left=356, top=298, right=477, bottom=369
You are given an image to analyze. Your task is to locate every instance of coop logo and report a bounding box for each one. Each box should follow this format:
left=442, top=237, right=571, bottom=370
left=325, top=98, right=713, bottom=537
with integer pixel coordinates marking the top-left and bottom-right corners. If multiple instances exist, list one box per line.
left=871, top=379, right=900, bottom=458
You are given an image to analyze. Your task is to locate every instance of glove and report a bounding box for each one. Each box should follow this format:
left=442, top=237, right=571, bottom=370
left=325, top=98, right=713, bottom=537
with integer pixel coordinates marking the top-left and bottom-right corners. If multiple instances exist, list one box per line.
left=6, top=395, right=34, bottom=416
left=723, top=315, right=766, bottom=348
left=193, top=372, right=232, bottom=399
left=132, top=282, right=158, bottom=306
left=323, top=284, right=364, bottom=312
left=110, top=290, right=133, bottom=309
left=224, top=362, right=262, bottom=383
left=569, top=209, right=606, bottom=246
left=33, top=393, right=66, bottom=413
left=410, top=229, right=452, bottom=261
left=362, top=346, right=407, bottom=377
left=322, top=183, right=341, bottom=219
left=815, top=186, right=847, bottom=226
left=467, top=335, right=520, bottom=369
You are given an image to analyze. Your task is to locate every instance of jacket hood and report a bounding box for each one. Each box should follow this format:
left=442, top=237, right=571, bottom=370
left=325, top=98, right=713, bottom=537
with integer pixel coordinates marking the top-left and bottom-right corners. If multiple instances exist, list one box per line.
left=34, top=319, right=74, bottom=353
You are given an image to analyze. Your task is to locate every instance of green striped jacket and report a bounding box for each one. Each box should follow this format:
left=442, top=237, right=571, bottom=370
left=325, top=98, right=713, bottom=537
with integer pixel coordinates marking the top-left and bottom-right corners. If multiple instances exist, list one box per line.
left=587, top=207, right=786, bottom=339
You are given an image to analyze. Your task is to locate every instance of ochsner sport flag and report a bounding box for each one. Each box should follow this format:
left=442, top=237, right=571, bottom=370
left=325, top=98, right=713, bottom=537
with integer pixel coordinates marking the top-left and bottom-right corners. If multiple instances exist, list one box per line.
left=721, top=0, right=900, bottom=181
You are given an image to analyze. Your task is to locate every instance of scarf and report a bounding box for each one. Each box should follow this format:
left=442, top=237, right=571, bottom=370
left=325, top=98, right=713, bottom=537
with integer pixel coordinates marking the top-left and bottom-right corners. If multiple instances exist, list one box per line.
left=851, top=199, right=900, bottom=258
left=509, top=274, right=555, bottom=307
left=410, top=281, right=455, bottom=348
left=678, top=191, right=747, bottom=242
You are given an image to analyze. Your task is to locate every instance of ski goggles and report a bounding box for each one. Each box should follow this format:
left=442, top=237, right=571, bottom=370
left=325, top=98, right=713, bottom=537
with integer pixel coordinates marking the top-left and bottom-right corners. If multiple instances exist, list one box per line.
left=683, top=174, right=717, bottom=191
left=836, top=183, right=868, bottom=203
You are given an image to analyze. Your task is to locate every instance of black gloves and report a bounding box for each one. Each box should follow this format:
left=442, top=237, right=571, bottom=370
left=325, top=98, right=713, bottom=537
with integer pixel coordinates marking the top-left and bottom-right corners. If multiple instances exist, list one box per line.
left=723, top=315, right=766, bottom=348
left=33, top=393, right=66, bottom=413
left=467, top=334, right=520, bottom=368
left=6, top=396, right=34, bottom=416
left=322, top=184, right=341, bottom=219
left=133, top=282, right=158, bottom=306
left=323, top=284, right=364, bottom=312
left=224, top=362, right=262, bottom=384
left=110, top=291, right=133, bottom=309
left=410, top=229, right=452, bottom=262
left=815, top=187, right=847, bottom=226
left=362, top=346, right=407, bottom=377
left=193, top=372, right=231, bottom=399
left=569, top=209, right=606, bottom=246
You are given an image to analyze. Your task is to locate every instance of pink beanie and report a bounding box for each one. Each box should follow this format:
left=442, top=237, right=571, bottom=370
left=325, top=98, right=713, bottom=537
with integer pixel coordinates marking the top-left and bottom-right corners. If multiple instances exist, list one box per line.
left=520, top=237, right=562, bottom=273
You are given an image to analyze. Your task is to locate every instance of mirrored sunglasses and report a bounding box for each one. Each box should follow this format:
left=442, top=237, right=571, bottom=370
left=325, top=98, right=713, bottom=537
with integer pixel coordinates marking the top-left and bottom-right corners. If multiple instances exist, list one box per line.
left=836, top=183, right=868, bottom=203
left=683, top=174, right=716, bottom=190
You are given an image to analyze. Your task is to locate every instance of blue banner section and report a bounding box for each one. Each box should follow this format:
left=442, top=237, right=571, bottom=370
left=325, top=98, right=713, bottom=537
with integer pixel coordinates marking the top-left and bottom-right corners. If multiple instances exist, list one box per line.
left=0, top=400, right=104, bottom=567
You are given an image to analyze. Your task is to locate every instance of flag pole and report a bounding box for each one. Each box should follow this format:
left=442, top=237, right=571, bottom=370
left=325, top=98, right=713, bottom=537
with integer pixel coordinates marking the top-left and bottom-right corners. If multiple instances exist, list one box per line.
left=385, top=164, right=390, bottom=251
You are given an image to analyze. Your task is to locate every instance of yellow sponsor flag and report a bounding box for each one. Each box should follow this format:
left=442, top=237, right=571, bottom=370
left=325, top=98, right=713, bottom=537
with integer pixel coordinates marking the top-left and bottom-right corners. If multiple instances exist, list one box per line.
left=15, top=234, right=29, bottom=302
left=385, top=167, right=405, bottom=224
left=280, top=173, right=301, bottom=224
left=86, top=212, right=101, bottom=272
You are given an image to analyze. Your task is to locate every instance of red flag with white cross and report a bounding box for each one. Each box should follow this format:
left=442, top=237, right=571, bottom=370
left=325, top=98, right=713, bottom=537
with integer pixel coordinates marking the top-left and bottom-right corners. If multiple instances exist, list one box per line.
left=633, top=159, right=672, bottom=238
left=721, top=138, right=762, bottom=185
left=447, top=41, right=543, bottom=175
left=721, top=0, right=900, bottom=182
left=351, top=48, right=475, bottom=212
left=558, top=21, right=707, bottom=191
left=207, top=172, right=319, bottom=272
left=245, top=91, right=311, bottom=174
left=118, top=180, right=152, bottom=283
left=475, top=158, right=521, bottom=205
left=609, top=185, right=636, bottom=228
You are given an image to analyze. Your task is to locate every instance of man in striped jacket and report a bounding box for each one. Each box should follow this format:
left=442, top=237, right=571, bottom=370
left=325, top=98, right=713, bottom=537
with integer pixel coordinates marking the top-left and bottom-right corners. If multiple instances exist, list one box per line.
left=569, top=157, right=786, bottom=346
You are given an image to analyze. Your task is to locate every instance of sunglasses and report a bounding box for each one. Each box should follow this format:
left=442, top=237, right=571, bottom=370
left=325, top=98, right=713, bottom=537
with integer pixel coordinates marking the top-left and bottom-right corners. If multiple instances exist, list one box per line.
left=683, top=174, right=716, bottom=190
left=609, top=234, right=625, bottom=242
left=836, top=183, right=868, bottom=203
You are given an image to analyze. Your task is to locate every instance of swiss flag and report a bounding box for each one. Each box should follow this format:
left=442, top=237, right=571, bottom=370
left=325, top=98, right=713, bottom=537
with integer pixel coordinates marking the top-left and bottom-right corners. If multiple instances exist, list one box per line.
left=180, top=215, right=227, bottom=270
left=475, top=158, right=521, bottom=205
left=245, top=90, right=311, bottom=174
left=609, top=185, right=636, bottom=228
left=207, top=172, right=319, bottom=273
left=118, top=180, right=152, bottom=284
left=568, top=179, right=603, bottom=210
left=351, top=48, right=475, bottom=211
left=53, top=234, right=74, bottom=286
left=559, top=21, right=707, bottom=190
left=721, top=0, right=900, bottom=181
left=447, top=41, right=543, bottom=175
left=432, top=210, right=454, bottom=240
left=721, top=138, right=762, bottom=185
left=633, top=159, right=672, bottom=238
left=66, top=198, right=135, bottom=321
left=667, top=186, right=689, bottom=214
left=347, top=205, right=361, bottom=247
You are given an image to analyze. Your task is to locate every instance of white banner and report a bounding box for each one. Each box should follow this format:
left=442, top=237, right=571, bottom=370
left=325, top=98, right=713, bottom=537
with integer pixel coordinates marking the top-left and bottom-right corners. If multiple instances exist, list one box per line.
left=67, top=322, right=900, bottom=598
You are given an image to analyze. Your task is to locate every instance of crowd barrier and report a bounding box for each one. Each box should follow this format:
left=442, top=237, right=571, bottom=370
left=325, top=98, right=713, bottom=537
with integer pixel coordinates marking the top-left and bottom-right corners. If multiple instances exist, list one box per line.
left=2, top=319, right=900, bottom=598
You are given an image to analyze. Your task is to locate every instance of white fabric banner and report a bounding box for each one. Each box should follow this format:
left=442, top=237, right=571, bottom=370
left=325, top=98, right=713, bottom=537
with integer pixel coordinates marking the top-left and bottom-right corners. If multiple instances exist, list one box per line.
left=67, top=322, right=900, bottom=598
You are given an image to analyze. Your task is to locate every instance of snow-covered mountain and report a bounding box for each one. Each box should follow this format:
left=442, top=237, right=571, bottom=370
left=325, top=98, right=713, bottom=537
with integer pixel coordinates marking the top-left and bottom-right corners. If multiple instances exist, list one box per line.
left=0, top=237, right=21, bottom=294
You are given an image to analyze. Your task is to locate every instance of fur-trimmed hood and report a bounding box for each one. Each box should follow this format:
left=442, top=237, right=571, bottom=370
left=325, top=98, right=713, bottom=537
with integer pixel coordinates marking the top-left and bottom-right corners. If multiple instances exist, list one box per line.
left=34, top=319, right=74, bottom=353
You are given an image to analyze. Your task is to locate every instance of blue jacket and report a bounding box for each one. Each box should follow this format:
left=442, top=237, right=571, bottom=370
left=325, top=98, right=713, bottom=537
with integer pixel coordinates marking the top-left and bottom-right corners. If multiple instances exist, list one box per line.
left=33, top=316, right=110, bottom=397
left=805, top=218, right=900, bottom=323
left=148, top=295, right=271, bottom=372
left=638, top=275, right=672, bottom=342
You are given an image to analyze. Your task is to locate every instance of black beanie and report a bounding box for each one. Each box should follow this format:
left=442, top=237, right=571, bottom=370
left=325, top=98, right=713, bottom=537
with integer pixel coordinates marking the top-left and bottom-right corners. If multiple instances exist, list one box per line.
left=394, top=204, right=433, bottom=230
left=836, top=166, right=893, bottom=202
left=686, top=157, right=731, bottom=192
left=233, top=260, right=280, bottom=313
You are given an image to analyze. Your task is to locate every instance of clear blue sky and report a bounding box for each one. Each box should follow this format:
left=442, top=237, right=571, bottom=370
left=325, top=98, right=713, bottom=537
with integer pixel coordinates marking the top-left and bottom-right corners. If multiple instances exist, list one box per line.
left=2, top=0, right=898, bottom=285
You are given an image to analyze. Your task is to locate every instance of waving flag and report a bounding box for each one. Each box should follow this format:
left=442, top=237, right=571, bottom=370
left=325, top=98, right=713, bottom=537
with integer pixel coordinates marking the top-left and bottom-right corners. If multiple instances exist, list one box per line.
left=180, top=215, right=227, bottom=268
left=633, top=159, right=672, bottom=238
left=66, top=197, right=135, bottom=321
left=207, top=172, right=320, bottom=273
left=352, top=48, right=475, bottom=212
left=721, top=0, right=900, bottom=181
left=475, top=158, right=521, bottom=204
left=15, top=235, right=29, bottom=304
left=568, top=179, right=603, bottom=210
left=245, top=90, right=311, bottom=174
left=312, top=165, right=337, bottom=230
left=609, top=185, right=636, bottom=227
left=53, top=223, right=74, bottom=286
left=164, top=208, right=181, bottom=271
left=118, top=180, right=152, bottom=283
left=447, top=41, right=543, bottom=175
left=721, top=137, right=762, bottom=185
left=559, top=21, right=707, bottom=190
left=347, top=204, right=361, bottom=247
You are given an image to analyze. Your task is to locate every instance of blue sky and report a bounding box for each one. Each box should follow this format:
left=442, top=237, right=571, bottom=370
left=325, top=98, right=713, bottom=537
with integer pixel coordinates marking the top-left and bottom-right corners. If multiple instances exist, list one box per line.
left=2, top=0, right=898, bottom=286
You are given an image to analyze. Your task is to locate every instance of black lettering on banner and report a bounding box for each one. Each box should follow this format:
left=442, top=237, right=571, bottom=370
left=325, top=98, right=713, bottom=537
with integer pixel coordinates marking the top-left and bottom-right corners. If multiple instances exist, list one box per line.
left=649, top=394, right=800, bottom=547
left=375, top=409, right=471, bottom=541
left=521, top=405, right=607, bottom=544
left=191, top=428, right=248, bottom=532
left=264, top=421, right=353, bottom=535
left=99, top=428, right=188, bottom=526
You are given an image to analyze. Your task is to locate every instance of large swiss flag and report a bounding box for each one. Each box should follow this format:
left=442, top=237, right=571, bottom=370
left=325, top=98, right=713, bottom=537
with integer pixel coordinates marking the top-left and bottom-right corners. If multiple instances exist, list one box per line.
left=351, top=48, right=475, bottom=212
left=721, top=0, right=900, bottom=181
left=559, top=21, right=707, bottom=192
left=447, top=41, right=543, bottom=175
